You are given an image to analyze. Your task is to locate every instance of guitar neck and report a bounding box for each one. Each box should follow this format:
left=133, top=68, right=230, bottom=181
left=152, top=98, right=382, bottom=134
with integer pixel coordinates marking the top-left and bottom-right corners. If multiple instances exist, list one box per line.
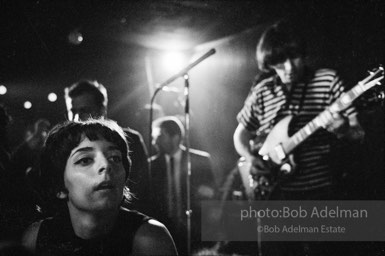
left=282, top=67, right=383, bottom=155
left=282, top=117, right=321, bottom=155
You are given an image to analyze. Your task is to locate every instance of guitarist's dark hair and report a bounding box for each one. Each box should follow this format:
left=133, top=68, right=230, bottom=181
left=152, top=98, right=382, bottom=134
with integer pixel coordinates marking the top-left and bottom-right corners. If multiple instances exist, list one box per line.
left=252, top=71, right=275, bottom=87
left=256, top=20, right=306, bottom=72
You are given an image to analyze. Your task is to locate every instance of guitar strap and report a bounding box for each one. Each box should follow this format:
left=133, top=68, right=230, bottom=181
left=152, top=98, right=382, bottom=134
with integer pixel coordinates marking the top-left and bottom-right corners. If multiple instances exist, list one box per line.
left=283, top=84, right=294, bottom=111
left=284, top=71, right=310, bottom=136
left=298, top=68, right=314, bottom=113
left=298, top=81, right=309, bottom=113
left=285, top=73, right=310, bottom=113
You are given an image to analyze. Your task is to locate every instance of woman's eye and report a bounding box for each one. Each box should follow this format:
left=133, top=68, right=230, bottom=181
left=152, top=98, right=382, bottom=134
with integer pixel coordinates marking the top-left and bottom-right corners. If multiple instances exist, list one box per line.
left=109, top=155, right=122, bottom=163
left=75, top=157, right=93, bottom=166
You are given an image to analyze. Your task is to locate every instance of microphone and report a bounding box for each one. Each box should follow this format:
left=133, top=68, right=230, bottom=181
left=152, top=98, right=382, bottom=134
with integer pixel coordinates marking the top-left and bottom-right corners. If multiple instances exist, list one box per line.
left=155, top=48, right=216, bottom=91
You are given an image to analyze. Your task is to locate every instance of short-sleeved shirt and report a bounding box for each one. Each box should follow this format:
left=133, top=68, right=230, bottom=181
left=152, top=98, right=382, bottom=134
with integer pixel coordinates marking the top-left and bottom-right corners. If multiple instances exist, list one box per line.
left=237, top=68, right=355, bottom=191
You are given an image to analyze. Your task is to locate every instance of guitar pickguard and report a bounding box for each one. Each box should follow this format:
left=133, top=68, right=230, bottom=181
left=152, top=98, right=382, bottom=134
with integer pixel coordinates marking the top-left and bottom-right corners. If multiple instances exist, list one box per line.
left=258, top=115, right=292, bottom=164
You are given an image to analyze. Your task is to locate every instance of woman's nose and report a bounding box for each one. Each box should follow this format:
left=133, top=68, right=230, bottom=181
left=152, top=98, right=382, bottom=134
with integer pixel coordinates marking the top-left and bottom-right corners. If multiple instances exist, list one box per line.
left=97, top=155, right=111, bottom=174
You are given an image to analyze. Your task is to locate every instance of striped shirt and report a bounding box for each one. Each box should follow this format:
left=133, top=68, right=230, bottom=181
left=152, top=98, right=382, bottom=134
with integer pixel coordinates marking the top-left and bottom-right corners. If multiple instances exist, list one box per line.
left=237, top=68, right=355, bottom=191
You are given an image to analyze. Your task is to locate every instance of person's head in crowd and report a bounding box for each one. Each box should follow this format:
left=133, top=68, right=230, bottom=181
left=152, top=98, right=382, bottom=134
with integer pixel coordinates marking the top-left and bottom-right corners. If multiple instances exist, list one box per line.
left=256, top=20, right=306, bottom=84
left=0, top=104, right=11, bottom=144
left=39, top=119, right=131, bottom=212
left=0, top=104, right=11, bottom=127
left=32, top=119, right=51, bottom=138
left=64, top=80, right=108, bottom=121
left=152, top=116, right=184, bottom=155
left=23, top=119, right=51, bottom=150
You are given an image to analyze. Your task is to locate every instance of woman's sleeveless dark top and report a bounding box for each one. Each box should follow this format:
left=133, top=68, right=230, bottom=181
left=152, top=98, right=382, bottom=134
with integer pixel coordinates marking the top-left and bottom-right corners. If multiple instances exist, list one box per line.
left=35, top=207, right=150, bottom=256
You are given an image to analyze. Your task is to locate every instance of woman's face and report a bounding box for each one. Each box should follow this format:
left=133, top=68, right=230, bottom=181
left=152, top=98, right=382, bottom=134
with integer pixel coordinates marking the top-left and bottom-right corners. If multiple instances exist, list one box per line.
left=62, top=136, right=126, bottom=213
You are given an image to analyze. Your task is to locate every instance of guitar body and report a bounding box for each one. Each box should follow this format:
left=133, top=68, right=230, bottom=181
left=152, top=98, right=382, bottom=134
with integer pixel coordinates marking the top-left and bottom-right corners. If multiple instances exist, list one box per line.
left=259, top=115, right=292, bottom=165
left=238, top=115, right=296, bottom=200
left=237, top=158, right=257, bottom=200
left=238, top=157, right=278, bottom=200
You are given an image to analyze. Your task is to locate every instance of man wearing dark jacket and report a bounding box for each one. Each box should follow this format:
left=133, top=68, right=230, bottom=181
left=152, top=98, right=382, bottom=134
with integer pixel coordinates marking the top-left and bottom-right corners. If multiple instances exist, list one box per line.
left=150, top=116, right=216, bottom=254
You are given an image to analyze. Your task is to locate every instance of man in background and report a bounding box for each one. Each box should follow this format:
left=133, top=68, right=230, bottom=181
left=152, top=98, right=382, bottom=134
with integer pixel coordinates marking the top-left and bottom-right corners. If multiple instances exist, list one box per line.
left=0, top=104, right=40, bottom=241
left=150, top=116, right=217, bottom=254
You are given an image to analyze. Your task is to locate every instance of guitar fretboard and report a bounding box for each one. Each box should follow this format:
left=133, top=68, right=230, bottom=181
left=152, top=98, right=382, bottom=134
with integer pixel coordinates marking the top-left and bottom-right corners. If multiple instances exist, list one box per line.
left=281, top=67, right=383, bottom=155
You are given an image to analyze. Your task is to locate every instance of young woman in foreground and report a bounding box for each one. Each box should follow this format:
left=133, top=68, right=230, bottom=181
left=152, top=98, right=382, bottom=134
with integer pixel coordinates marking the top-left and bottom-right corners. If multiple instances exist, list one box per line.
left=23, top=119, right=177, bottom=255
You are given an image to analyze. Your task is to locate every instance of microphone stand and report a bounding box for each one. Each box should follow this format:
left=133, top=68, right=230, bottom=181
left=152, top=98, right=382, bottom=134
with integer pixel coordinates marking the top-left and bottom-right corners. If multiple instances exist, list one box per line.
left=183, top=73, right=193, bottom=255
left=148, top=48, right=216, bottom=255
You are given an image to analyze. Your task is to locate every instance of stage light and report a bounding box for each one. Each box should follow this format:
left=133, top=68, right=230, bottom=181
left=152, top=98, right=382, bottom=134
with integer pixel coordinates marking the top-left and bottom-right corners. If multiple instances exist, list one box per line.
left=68, top=29, right=83, bottom=45
left=0, top=85, right=7, bottom=95
left=24, top=101, right=32, bottom=109
left=48, top=92, right=57, bottom=102
left=162, top=51, right=186, bottom=73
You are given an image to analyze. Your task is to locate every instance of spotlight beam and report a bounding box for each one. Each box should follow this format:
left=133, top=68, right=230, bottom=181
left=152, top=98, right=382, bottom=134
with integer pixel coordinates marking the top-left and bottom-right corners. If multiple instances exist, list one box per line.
left=155, top=48, right=216, bottom=91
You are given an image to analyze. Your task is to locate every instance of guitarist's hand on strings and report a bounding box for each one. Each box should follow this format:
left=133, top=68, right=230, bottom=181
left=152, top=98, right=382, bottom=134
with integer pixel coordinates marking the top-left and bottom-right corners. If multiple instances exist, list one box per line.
left=246, top=154, right=271, bottom=175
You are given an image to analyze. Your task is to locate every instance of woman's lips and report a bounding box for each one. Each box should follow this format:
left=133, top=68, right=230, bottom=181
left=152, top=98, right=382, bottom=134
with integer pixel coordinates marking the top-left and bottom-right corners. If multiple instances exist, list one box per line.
left=94, top=181, right=115, bottom=191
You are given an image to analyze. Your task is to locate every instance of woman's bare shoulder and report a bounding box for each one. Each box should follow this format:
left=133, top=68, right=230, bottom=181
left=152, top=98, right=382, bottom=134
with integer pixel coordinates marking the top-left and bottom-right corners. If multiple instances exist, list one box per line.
left=131, top=219, right=178, bottom=255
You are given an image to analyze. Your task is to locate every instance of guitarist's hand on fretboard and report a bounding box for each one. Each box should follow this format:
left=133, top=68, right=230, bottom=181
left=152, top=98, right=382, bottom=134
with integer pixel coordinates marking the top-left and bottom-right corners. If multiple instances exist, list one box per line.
left=325, top=112, right=350, bottom=137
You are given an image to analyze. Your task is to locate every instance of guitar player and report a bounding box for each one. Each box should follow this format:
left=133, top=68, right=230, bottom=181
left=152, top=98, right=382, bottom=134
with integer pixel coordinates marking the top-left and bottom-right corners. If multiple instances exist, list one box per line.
left=233, top=21, right=365, bottom=201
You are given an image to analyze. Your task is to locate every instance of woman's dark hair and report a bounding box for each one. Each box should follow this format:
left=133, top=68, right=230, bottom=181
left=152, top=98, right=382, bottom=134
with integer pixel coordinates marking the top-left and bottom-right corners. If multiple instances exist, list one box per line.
left=39, top=119, right=131, bottom=201
left=256, top=21, right=306, bottom=72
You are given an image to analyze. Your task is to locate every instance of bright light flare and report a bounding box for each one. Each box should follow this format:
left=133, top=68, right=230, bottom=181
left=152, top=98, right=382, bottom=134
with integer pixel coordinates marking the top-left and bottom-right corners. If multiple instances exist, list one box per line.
left=0, top=85, right=7, bottom=95
left=162, top=51, right=186, bottom=73
left=68, top=30, right=83, bottom=45
left=48, top=92, right=57, bottom=102
left=24, top=101, right=32, bottom=109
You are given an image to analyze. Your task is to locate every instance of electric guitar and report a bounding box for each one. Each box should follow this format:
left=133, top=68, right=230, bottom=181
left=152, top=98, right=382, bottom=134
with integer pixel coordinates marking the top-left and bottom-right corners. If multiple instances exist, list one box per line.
left=238, top=66, right=384, bottom=200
